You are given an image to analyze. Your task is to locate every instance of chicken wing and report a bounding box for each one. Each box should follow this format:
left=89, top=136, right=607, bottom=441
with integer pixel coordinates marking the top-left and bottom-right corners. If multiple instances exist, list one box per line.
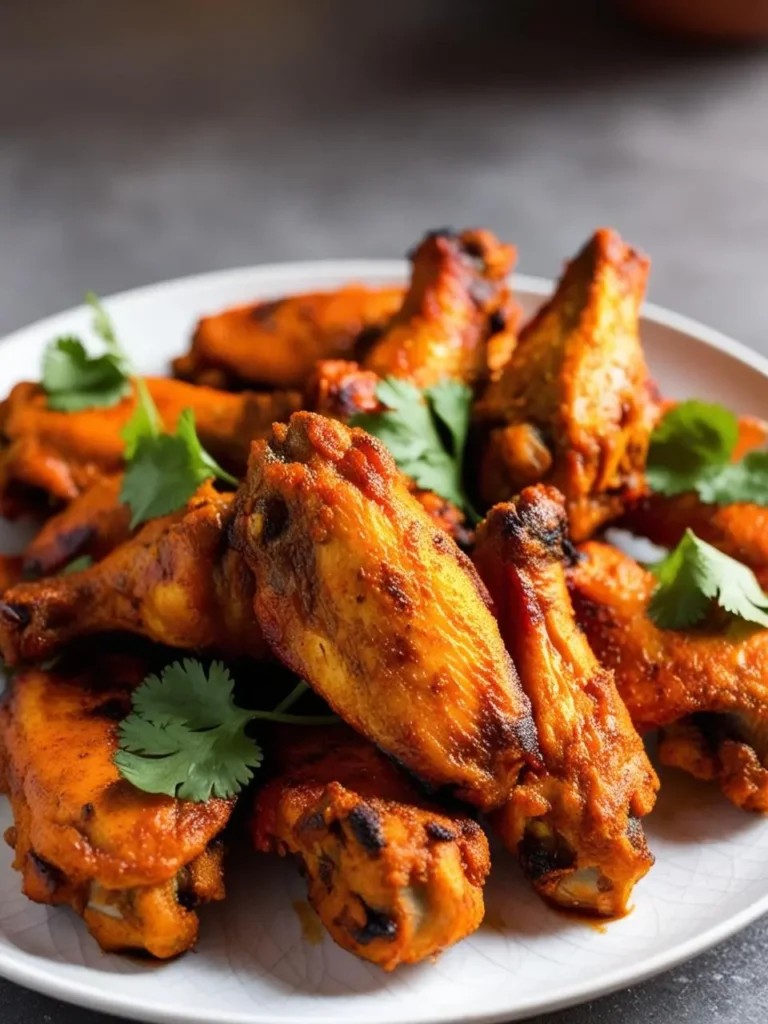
left=569, top=541, right=768, bottom=812
left=306, top=359, right=471, bottom=544
left=253, top=726, right=489, bottom=970
left=362, top=229, right=519, bottom=389
left=231, top=412, right=537, bottom=812
left=473, top=487, right=657, bottom=916
left=0, top=484, right=266, bottom=665
left=476, top=229, right=657, bottom=541
left=621, top=413, right=768, bottom=587
left=0, top=653, right=233, bottom=958
left=172, top=284, right=404, bottom=391
left=0, top=378, right=301, bottom=512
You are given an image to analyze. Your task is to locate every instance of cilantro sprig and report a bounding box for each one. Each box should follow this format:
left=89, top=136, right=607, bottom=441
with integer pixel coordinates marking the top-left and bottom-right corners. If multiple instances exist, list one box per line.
left=41, top=293, right=132, bottom=411
left=350, top=377, right=477, bottom=519
left=114, top=660, right=338, bottom=802
left=119, top=381, right=237, bottom=528
left=648, top=528, right=768, bottom=631
left=647, top=400, right=768, bottom=505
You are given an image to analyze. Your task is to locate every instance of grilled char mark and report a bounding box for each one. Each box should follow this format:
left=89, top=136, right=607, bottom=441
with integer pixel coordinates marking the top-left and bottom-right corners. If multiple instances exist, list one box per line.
left=493, top=485, right=569, bottom=568
left=347, top=803, right=387, bottom=853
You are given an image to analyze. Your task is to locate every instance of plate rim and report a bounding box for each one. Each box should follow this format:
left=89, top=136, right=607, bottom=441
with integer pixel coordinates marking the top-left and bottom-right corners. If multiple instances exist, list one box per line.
left=1, top=258, right=768, bottom=1024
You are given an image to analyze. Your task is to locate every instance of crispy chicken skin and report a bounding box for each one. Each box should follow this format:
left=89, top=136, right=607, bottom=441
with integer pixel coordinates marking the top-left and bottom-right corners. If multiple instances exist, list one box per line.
left=0, top=485, right=265, bottom=665
left=253, top=726, right=489, bottom=970
left=23, top=474, right=131, bottom=578
left=476, top=229, right=657, bottom=541
left=621, top=414, right=768, bottom=586
left=231, top=412, right=537, bottom=811
left=569, top=541, right=768, bottom=812
left=362, top=229, right=519, bottom=389
left=0, top=656, right=232, bottom=958
left=473, top=487, right=657, bottom=916
left=0, top=378, right=301, bottom=512
left=172, top=285, right=404, bottom=391
left=306, top=359, right=471, bottom=544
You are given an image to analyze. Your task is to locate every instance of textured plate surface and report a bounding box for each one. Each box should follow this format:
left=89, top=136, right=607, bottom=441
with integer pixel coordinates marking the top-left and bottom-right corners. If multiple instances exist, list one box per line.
left=1, top=262, right=768, bottom=1024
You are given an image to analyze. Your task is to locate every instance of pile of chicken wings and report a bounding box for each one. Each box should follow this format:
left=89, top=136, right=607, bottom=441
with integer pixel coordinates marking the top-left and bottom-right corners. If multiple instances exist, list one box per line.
left=0, top=225, right=766, bottom=971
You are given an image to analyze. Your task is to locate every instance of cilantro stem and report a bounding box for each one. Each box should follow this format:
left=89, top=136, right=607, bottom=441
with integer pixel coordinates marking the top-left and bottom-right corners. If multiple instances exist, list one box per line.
left=272, top=679, right=310, bottom=714
left=216, top=466, right=239, bottom=487
left=249, top=711, right=340, bottom=726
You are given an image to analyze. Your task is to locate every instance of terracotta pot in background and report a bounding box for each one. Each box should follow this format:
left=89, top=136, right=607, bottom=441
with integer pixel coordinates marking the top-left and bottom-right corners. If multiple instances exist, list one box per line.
left=620, top=0, right=768, bottom=40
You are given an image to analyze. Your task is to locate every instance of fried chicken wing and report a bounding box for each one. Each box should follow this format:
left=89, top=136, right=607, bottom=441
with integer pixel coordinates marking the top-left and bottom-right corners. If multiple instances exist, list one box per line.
left=306, top=359, right=471, bottom=544
left=0, top=378, right=301, bottom=512
left=172, top=285, right=404, bottom=391
left=569, top=541, right=768, bottom=812
left=621, top=414, right=768, bottom=586
left=253, top=726, right=489, bottom=970
left=362, top=229, right=519, bottom=389
left=231, top=412, right=537, bottom=811
left=476, top=229, right=657, bottom=541
left=0, top=654, right=233, bottom=958
left=0, top=484, right=265, bottom=665
left=473, top=487, right=657, bottom=916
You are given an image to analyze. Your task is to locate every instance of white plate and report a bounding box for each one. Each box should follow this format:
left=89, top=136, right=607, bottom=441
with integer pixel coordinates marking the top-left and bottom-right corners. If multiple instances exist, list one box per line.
left=1, top=262, right=768, bottom=1024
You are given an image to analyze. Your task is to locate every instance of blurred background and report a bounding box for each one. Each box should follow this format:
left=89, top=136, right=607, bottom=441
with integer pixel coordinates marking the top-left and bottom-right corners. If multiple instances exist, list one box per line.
left=2, top=2, right=768, bottom=1023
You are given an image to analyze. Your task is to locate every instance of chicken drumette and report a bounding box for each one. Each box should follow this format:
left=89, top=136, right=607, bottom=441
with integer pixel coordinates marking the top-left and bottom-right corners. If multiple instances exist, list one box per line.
left=231, top=412, right=537, bottom=812
left=0, top=653, right=233, bottom=958
left=253, top=726, right=490, bottom=970
left=476, top=229, right=658, bottom=541
left=569, top=541, right=768, bottom=812
left=473, top=487, right=657, bottom=916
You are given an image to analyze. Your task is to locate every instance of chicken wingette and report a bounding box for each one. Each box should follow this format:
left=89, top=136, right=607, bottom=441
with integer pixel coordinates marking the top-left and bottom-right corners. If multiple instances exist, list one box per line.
left=173, top=284, right=404, bottom=391
left=253, top=726, right=490, bottom=970
left=306, top=358, right=471, bottom=544
left=0, top=377, right=301, bottom=513
left=569, top=541, right=768, bottom=812
left=0, top=484, right=266, bottom=665
left=476, top=228, right=658, bottom=541
left=473, top=487, right=657, bottom=916
left=362, top=228, right=519, bottom=389
left=231, top=412, right=537, bottom=812
left=621, top=413, right=768, bottom=587
left=0, top=654, right=233, bottom=958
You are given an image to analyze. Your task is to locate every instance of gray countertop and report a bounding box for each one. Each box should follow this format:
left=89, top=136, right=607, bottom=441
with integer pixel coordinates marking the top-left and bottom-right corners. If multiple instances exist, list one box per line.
left=2, top=1, right=768, bottom=1021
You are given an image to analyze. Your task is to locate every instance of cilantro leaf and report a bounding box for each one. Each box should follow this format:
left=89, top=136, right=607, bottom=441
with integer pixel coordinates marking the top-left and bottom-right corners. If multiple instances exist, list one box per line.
left=648, top=528, right=768, bottom=630
left=42, top=336, right=131, bottom=412
left=350, top=376, right=474, bottom=514
left=647, top=400, right=768, bottom=506
left=115, top=660, right=260, bottom=801
left=114, top=660, right=339, bottom=802
left=60, top=555, right=93, bottom=575
left=121, top=377, right=161, bottom=459
left=85, top=291, right=121, bottom=352
left=120, top=407, right=237, bottom=528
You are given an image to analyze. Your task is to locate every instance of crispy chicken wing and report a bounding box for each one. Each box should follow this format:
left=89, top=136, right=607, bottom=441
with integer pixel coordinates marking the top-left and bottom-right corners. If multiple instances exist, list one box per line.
left=476, top=229, right=657, bottom=541
left=0, top=485, right=265, bottom=665
left=173, top=284, right=404, bottom=391
left=231, top=412, right=537, bottom=811
left=0, top=654, right=233, bottom=957
left=362, top=229, right=519, bottom=389
left=569, top=541, right=768, bottom=812
left=0, top=378, right=301, bottom=512
left=473, top=487, right=657, bottom=916
left=253, top=726, right=489, bottom=970
left=621, top=414, right=768, bottom=586
left=306, top=359, right=471, bottom=544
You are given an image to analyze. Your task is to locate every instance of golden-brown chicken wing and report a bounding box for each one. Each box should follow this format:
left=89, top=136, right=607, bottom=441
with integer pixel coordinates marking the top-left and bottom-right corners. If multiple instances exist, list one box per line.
left=253, top=726, right=489, bottom=970
left=473, top=487, right=657, bottom=916
left=0, top=484, right=265, bottom=665
left=231, top=412, right=537, bottom=811
left=0, top=653, right=233, bottom=958
left=362, top=229, right=519, bottom=389
left=0, top=378, right=301, bottom=512
left=569, top=541, right=768, bottom=812
left=22, top=474, right=130, bottom=578
left=621, top=414, right=768, bottom=586
left=172, top=285, right=404, bottom=391
left=476, top=229, right=658, bottom=541
left=306, top=359, right=471, bottom=545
